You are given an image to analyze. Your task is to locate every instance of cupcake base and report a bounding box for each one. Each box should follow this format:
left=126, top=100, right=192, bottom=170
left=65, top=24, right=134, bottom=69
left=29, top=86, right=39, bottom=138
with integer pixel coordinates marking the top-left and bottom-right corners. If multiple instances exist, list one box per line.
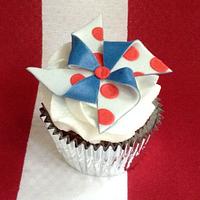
left=40, top=99, right=162, bottom=176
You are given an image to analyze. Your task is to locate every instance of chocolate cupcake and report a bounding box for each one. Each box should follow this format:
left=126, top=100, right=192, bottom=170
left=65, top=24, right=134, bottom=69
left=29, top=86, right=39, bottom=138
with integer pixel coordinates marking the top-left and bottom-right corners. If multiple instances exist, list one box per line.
left=27, top=16, right=172, bottom=176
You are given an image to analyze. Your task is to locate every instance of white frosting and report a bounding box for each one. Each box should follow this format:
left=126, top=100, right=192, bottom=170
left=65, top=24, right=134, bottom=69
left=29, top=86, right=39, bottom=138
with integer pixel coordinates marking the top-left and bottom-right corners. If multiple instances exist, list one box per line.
left=39, top=43, right=161, bottom=144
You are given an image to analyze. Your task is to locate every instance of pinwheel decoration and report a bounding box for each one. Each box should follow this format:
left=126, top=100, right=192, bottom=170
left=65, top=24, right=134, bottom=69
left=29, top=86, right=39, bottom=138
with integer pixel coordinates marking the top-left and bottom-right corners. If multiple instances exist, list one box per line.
left=28, top=16, right=172, bottom=133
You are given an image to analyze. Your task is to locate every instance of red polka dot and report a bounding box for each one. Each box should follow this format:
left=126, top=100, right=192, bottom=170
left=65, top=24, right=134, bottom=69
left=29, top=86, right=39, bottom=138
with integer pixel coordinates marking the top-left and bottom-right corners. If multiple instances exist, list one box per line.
left=94, top=52, right=104, bottom=66
left=150, top=57, right=169, bottom=73
left=123, top=46, right=139, bottom=61
left=133, top=71, right=144, bottom=77
left=94, top=66, right=110, bottom=79
left=100, top=83, right=119, bottom=99
left=70, top=73, right=85, bottom=85
left=92, top=27, right=103, bottom=41
left=98, top=109, right=115, bottom=125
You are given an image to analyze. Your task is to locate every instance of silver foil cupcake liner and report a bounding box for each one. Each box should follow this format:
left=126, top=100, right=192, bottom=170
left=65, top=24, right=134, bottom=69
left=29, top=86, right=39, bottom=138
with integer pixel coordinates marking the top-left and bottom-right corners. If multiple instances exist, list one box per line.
left=40, top=100, right=162, bottom=176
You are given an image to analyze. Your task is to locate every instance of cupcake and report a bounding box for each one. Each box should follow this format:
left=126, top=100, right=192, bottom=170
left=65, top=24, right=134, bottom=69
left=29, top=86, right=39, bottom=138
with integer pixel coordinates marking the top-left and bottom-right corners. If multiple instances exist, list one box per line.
left=27, top=16, right=172, bottom=176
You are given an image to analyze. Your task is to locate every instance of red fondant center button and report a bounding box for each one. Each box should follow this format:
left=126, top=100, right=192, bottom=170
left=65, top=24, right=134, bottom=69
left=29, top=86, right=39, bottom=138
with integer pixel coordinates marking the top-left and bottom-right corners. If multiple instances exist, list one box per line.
left=94, top=66, right=110, bottom=79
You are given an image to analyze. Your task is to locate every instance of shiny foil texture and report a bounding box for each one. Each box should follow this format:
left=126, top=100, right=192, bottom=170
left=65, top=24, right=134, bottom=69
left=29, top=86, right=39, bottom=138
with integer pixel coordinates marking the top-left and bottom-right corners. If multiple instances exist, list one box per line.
left=40, top=100, right=162, bottom=176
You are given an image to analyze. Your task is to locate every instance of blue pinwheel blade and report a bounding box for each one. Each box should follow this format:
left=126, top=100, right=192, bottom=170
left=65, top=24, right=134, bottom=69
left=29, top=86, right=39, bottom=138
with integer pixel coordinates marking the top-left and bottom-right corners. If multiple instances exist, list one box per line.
left=108, top=67, right=138, bottom=89
left=103, top=41, right=132, bottom=70
left=68, top=35, right=99, bottom=71
left=64, top=75, right=100, bottom=104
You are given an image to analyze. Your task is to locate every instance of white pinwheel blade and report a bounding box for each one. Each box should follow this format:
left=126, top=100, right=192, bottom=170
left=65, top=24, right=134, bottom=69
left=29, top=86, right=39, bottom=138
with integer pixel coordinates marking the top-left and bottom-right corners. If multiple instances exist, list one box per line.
left=97, top=80, right=140, bottom=133
left=27, top=67, right=91, bottom=96
left=111, top=40, right=172, bottom=75
left=73, top=15, right=104, bottom=57
left=136, top=75, right=159, bottom=92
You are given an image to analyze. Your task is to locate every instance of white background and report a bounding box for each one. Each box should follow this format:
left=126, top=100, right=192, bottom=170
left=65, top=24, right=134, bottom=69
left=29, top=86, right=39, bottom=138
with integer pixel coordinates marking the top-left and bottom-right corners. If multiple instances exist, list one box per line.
left=17, top=0, right=128, bottom=199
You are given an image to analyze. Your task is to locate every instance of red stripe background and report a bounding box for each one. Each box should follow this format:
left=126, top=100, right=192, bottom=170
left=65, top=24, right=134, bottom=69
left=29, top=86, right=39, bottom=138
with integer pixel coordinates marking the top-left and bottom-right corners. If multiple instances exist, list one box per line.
left=128, top=1, right=200, bottom=200
left=0, top=1, right=42, bottom=199
left=0, top=1, right=200, bottom=199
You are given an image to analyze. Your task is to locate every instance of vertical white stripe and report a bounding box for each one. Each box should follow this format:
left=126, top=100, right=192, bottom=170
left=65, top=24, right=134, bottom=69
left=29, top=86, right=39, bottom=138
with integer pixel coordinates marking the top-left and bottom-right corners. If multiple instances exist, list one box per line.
left=17, top=1, right=128, bottom=199
left=42, top=0, right=128, bottom=66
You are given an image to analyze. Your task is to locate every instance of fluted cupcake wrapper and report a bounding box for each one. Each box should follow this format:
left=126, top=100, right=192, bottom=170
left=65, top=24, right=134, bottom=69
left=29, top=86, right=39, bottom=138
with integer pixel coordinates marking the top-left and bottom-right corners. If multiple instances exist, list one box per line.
left=40, top=99, right=163, bottom=176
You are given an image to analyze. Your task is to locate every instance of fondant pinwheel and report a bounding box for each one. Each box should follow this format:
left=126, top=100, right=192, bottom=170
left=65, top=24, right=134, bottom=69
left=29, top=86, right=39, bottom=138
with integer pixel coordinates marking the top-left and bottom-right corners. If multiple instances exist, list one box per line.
left=28, top=16, right=172, bottom=133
